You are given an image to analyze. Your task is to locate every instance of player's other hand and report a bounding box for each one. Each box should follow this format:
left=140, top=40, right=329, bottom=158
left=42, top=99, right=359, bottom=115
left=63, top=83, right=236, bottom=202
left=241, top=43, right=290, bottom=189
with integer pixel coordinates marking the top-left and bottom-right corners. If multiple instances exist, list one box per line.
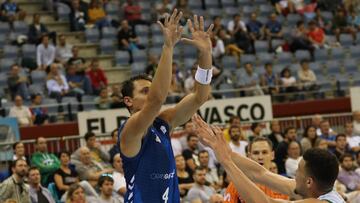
left=182, top=15, right=214, bottom=52
left=158, top=9, right=183, bottom=48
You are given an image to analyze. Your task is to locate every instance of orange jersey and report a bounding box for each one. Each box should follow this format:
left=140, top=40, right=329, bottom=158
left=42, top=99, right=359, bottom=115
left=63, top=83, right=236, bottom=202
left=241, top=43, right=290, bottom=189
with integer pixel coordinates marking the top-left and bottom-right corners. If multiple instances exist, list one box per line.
left=224, top=182, right=289, bottom=203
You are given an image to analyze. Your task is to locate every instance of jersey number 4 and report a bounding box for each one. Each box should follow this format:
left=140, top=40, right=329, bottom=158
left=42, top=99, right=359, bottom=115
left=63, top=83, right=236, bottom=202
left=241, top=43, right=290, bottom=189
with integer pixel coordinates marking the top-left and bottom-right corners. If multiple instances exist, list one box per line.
left=162, top=187, right=169, bottom=203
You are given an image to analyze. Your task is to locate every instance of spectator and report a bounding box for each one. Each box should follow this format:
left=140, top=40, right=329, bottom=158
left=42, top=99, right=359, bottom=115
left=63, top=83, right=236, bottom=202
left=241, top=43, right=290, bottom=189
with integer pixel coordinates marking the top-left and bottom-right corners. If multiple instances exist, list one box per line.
left=238, top=63, right=263, bottom=96
left=74, top=147, right=113, bottom=187
left=269, top=161, right=279, bottom=174
left=228, top=125, right=248, bottom=156
left=29, top=94, right=49, bottom=125
left=180, top=120, right=197, bottom=149
left=67, top=46, right=86, bottom=74
left=297, top=59, right=317, bottom=91
left=186, top=167, right=216, bottom=202
left=87, top=58, right=108, bottom=95
left=117, top=19, right=144, bottom=63
left=184, top=66, right=196, bottom=94
left=233, top=22, right=253, bottom=53
left=307, top=20, right=327, bottom=49
left=0, top=159, right=30, bottom=203
left=285, top=141, right=302, bottom=178
left=145, top=54, right=158, bottom=77
left=223, top=116, right=241, bottom=142
left=319, top=120, right=336, bottom=148
left=112, top=154, right=126, bottom=201
left=87, top=0, right=110, bottom=29
left=65, top=184, right=87, bottom=203
left=275, top=0, right=294, bottom=16
left=28, top=14, right=56, bottom=45
left=353, top=111, right=360, bottom=135
left=56, top=34, right=73, bottom=65
left=248, top=122, right=263, bottom=142
left=174, top=0, right=192, bottom=20
left=332, top=134, right=351, bottom=160
left=89, top=175, right=121, bottom=203
left=344, top=121, right=360, bottom=154
left=37, top=35, right=56, bottom=71
left=312, top=114, right=336, bottom=136
left=198, top=150, right=219, bottom=189
left=266, top=119, right=284, bottom=150
left=348, top=11, right=360, bottom=31
left=169, top=62, right=184, bottom=99
left=182, top=134, right=200, bottom=174
left=315, top=138, right=329, bottom=150
left=260, top=63, right=280, bottom=95
left=265, top=13, right=283, bottom=40
left=246, top=12, right=264, bottom=40
left=290, top=0, right=305, bottom=14
left=338, top=154, right=360, bottom=192
left=0, top=0, right=24, bottom=23
left=155, top=0, right=173, bottom=19
left=275, top=127, right=297, bottom=174
left=290, top=21, right=314, bottom=56
left=218, top=29, right=243, bottom=59
left=66, top=64, right=92, bottom=96
left=95, top=88, right=111, bottom=110
left=300, top=125, right=319, bottom=152
left=123, top=0, right=149, bottom=26
left=175, top=155, right=194, bottom=198
left=31, top=137, right=60, bottom=186
left=28, top=166, right=55, bottom=203
left=7, top=64, right=30, bottom=101
left=212, top=16, right=225, bottom=35
left=280, top=66, right=298, bottom=93
left=108, top=129, right=120, bottom=162
left=69, top=0, right=88, bottom=31
left=12, top=142, right=28, bottom=163
left=211, top=32, right=225, bottom=60
left=9, top=95, right=32, bottom=126
left=210, top=194, right=224, bottom=203
left=227, top=14, right=247, bottom=36
left=109, top=84, right=125, bottom=109
left=314, top=8, right=332, bottom=34
left=333, top=9, right=356, bottom=43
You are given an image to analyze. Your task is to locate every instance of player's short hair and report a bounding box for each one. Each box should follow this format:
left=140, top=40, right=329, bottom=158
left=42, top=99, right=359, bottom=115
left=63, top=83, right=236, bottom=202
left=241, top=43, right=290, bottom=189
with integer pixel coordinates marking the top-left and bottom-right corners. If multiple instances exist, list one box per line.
left=303, top=148, right=338, bottom=192
left=121, top=74, right=152, bottom=111
left=248, top=137, right=273, bottom=152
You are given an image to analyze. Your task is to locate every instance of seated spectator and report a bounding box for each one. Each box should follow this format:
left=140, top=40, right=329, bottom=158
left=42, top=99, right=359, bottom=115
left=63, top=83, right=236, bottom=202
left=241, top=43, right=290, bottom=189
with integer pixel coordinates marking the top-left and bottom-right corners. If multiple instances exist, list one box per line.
left=95, top=88, right=111, bottom=110
left=266, top=119, right=284, bottom=150
left=212, top=16, right=225, bottom=35
left=319, top=120, right=336, bottom=148
left=109, top=84, right=125, bottom=109
left=31, top=137, right=60, bottom=186
left=275, top=0, right=294, bottom=16
left=28, top=166, right=55, bottom=203
left=29, top=94, right=49, bottom=125
left=338, top=154, right=360, bottom=192
left=354, top=111, right=360, bottom=135
left=198, top=150, right=219, bottom=189
left=66, top=64, right=92, bottom=95
left=312, top=114, right=336, bottom=136
left=174, top=0, right=193, bottom=20
left=87, top=0, right=110, bottom=29
left=169, top=63, right=184, bottom=101
left=237, top=63, right=263, bottom=96
left=297, top=59, right=317, bottom=91
left=86, top=58, right=108, bottom=95
left=74, top=147, right=113, bottom=187
left=0, top=159, right=29, bottom=203
left=117, top=19, right=144, bottom=63
left=176, top=155, right=194, bottom=198
left=333, top=134, right=351, bottom=160
left=184, top=66, right=196, bottom=94
left=247, top=12, right=265, bottom=40
left=260, top=63, right=280, bottom=95
left=333, top=9, right=356, bottom=43
left=8, top=95, right=32, bottom=126
left=265, top=13, right=283, bottom=40
left=211, top=32, right=225, bottom=60
left=275, top=127, right=297, bottom=174
left=269, top=161, right=279, bottom=174
left=233, top=22, right=253, bottom=53
left=145, top=54, right=158, bottom=77
left=228, top=125, right=248, bottom=156
left=315, top=138, right=329, bottom=150
left=186, top=167, right=216, bottom=202
left=285, top=141, right=302, bottom=178
left=348, top=11, right=360, bottom=31
left=248, top=122, right=263, bottom=142
left=108, top=129, right=119, bottom=162
left=123, top=0, right=149, bottom=26
left=307, top=20, right=327, bottom=49
left=290, top=0, right=306, bottom=14
left=290, top=21, right=314, bottom=55
left=37, top=35, right=56, bottom=71
left=182, top=134, right=200, bottom=174
left=65, top=184, right=87, bottom=203
left=227, top=14, right=247, bottom=36
left=12, top=142, right=28, bottom=163
left=7, top=64, right=30, bottom=101
left=69, top=0, right=88, bottom=31
left=344, top=121, right=360, bottom=153
left=0, top=0, right=25, bottom=23
left=89, top=175, right=121, bottom=203
left=67, top=46, right=87, bottom=74
left=28, top=14, right=56, bottom=44
left=218, top=29, right=243, bottom=59
left=314, top=8, right=332, bottom=34
left=300, top=125, right=319, bottom=152
left=112, top=154, right=126, bottom=201
left=56, top=34, right=73, bottom=65
left=155, top=0, right=173, bottom=19
left=210, top=194, right=224, bottom=203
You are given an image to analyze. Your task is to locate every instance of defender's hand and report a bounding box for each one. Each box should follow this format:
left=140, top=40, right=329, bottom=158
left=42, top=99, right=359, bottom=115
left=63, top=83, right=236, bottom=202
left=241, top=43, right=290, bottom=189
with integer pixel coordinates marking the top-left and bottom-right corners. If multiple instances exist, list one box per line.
left=158, top=9, right=183, bottom=48
left=182, top=15, right=214, bottom=52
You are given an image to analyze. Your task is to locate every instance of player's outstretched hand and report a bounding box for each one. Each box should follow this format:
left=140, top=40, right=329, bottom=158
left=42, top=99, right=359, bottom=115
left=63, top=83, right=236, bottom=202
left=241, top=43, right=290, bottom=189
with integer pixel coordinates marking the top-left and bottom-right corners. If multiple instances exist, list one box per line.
left=158, top=9, right=183, bottom=48
left=182, top=15, right=214, bottom=52
left=192, top=114, right=232, bottom=164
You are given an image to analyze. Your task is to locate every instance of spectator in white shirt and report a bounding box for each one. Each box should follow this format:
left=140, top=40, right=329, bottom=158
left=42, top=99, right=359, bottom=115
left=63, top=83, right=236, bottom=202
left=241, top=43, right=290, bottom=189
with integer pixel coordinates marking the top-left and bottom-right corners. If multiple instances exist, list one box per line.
left=37, top=35, right=56, bottom=70
left=228, top=125, right=248, bottom=156
left=112, top=154, right=126, bottom=202
left=297, top=59, right=318, bottom=91
left=56, top=34, right=73, bottom=65
left=9, top=95, right=33, bottom=126
left=211, top=32, right=225, bottom=59
left=345, top=121, right=360, bottom=153
left=184, top=66, right=196, bottom=94
left=285, top=141, right=302, bottom=178
left=353, top=111, right=360, bottom=135
left=46, top=63, right=69, bottom=102
left=227, top=14, right=247, bottom=36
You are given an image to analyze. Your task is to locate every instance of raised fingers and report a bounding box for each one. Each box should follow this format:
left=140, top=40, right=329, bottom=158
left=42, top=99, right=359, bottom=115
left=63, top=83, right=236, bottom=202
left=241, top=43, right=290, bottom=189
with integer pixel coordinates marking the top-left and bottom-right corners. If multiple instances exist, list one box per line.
left=206, top=24, right=214, bottom=34
left=193, top=15, right=199, bottom=31
left=199, top=16, right=204, bottom=31
left=169, top=9, right=178, bottom=24
left=187, top=19, right=195, bottom=33
left=174, top=11, right=183, bottom=24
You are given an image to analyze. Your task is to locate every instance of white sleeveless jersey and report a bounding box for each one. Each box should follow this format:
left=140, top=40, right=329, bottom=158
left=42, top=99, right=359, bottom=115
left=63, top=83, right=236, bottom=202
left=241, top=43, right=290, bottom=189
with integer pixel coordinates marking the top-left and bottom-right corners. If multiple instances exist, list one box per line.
left=318, top=190, right=346, bottom=203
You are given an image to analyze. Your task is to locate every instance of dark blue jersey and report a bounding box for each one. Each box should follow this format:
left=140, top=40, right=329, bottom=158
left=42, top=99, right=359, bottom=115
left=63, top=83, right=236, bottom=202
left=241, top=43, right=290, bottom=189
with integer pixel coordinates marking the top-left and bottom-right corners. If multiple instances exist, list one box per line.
left=118, top=117, right=180, bottom=203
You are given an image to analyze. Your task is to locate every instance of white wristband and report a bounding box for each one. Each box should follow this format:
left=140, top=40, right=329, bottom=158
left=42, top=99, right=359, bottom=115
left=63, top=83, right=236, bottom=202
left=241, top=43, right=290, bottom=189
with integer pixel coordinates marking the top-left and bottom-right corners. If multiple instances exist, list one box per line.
left=195, top=66, right=213, bottom=85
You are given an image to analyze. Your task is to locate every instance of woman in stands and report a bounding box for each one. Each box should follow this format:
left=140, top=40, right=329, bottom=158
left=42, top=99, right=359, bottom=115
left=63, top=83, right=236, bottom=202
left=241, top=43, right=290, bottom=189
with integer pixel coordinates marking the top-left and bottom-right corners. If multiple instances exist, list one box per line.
left=66, top=184, right=87, bottom=203
left=175, top=155, right=194, bottom=198
left=300, top=125, right=320, bottom=152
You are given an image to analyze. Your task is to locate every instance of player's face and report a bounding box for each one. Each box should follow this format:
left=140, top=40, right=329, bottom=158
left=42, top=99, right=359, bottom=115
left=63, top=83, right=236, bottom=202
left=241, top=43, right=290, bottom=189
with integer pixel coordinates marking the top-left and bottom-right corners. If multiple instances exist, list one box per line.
left=101, top=180, right=114, bottom=196
left=249, top=141, right=274, bottom=170
left=130, top=80, right=151, bottom=113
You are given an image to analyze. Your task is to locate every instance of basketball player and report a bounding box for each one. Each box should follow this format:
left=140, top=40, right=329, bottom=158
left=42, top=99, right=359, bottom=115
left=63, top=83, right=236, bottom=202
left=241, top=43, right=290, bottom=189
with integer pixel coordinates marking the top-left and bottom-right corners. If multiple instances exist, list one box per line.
left=192, top=115, right=345, bottom=203
left=118, top=9, right=214, bottom=203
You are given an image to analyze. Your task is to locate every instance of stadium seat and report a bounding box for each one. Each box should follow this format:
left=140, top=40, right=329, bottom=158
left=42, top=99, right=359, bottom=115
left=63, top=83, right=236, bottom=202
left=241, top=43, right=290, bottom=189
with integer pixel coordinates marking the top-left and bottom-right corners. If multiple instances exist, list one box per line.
left=259, top=5, right=273, bottom=16
left=101, top=27, right=117, bottom=40
left=325, top=60, right=341, bottom=75
left=57, top=3, right=71, bottom=21
left=271, top=39, right=284, bottom=50
left=183, top=44, right=198, bottom=58
left=0, top=34, right=7, bottom=49
left=240, top=54, right=257, bottom=65
left=138, top=1, right=151, bottom=12
left=151, top=35, right=165, bottom=47
left=321, top=11, right=333, bottom=21
left=85, top=28, right=100, bottom=43
left=242, top=6, right=256, bottom=15
left=0, top=58, right=16, bottom=72
left=276, top=52, right=293, bottom=65
left=273, top=64, right=284, bottom=74
left=222, top=56, right=238, bottom=69
left=222, top=0, right=235, bottom=7
left=295, top=50, right=311, bottom=61
left=184, top=58, right=197, bottom=70
left=105, top=2, right=120, bottom=16
left=3, top=45, right=18, bottom=58
left=330, top=47, right=346, bottom=59
left=257, top=53, right=274, bottom=64
left=13, top=21, right=28, bottom=34
left=100, top=39, right=115, bottom=54
left=29, top=84, right=45, bottom=95
left=132, top=50, right=147, bottom=62
left=21, top=44, right=37, bottom=59
left=135, top=25, right=149, bottom=37
left=224, top=7, right=238, bottom=16
left=31, top=70, right=47, bottom=85
left=115, top=51, right=130, bottom=66
left=344, top=59, right=358, bottom=74
left=314, top=48, right=329, bottom=61
left=255, top=41, right=269, bottom=53
left=340, top=34, right=354, bottom=47
left=219, top=83, right=236, bottom=98
left=150, top=23, right=162, bottom=36
left=0, top=22, right=10, bottom=34
left=188, top=0, right=203, bottom=9
left=208, top=8, right=223, bottom=18
left=349, top=45, right=360, bottom=58
left=131, top=62, right=146, bottom=75
left=205, top=0, right=220, bottom=8
left=138, top=36, right=148, bottom=46
left=286, top=14, right=302, bottom=26
left=309, top=62, right=323, bottom=75
left=0, top=73, right=7, bottom=87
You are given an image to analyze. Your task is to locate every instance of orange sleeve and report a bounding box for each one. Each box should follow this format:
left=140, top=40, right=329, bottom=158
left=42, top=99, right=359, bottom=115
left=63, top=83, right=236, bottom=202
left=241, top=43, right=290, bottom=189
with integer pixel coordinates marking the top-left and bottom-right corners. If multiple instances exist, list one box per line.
left=224, top=182, right=245, bottom=203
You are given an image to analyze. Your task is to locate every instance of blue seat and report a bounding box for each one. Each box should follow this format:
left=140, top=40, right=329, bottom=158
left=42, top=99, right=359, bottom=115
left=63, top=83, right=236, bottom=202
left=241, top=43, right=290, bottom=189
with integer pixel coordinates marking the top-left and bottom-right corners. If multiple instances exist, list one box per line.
left=115, top=51, right=130, bottom=66
left=325, top=60, right=341, bottom=75
left=101, top=27, right=117, bottom=40
left=22, top=44, right=37, bottom=59
left=276, top=52, right=293, bottom=64
left=0, top=58, right=16, bottom=72
left=132, top=50, right=147, bottom=62
left=57, top=3, right=71, bottom=21
left=295, top=50, right=311, bottom=61
left=330, top=47, right=346, bottom=59
left=340, top=34, right=354, bottom=47
left=314, top=49, right=328, bottom=61
left=150, top=24, right=162, bottom=36
left=241, top=54, right=257, bottom=65
left=350, top=45, right=360, bottom=58
left=257, top=53, right=274, bottom=64
left=255, top=41, right=269, bottom=53
left=13, top=21, right=29, bottom=34
left=31, top=70, right=47, bottom=85
left=85, top=28, right=100, bottom=43
left=100, top=39, right=115, bottom=54
left=344, top=59, right=358, bottom=74
left=135, top=25, right=149, bottom=37
left=0, top=22, right=10, bottom=34
left=48, top=182, right=61, bottom=203
left=151, top=35, right=164, bottom=47
left=3, top=45, right=18, bottom=58
left=222, top=56, right=238, bottom=69
left=131, top=62, right=146, bottom=75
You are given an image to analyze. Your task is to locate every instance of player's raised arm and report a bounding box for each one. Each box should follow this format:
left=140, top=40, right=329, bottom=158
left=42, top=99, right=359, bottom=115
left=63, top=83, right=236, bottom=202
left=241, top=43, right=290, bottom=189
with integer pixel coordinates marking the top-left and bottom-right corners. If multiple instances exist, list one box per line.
left=160, top=15, right=214, bottom=128
left=120, top=9, right=183, bottom=157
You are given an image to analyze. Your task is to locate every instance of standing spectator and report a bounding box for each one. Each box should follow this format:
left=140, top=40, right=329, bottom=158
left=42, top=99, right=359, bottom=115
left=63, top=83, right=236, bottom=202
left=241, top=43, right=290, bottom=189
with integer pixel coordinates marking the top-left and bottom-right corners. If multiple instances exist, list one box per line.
left=319, top=120, right=337, bottom=148
left=228, top=125, right=248, bottom=156
left=246, top=12, right=264, bottom=40
left=28, top=166, right=55, bottom=203
left=87, top=0, right=110, bottom=29
left=345, top=121, right=360, bottom=153
left=8, top=95, right=32, bottom=126
left=333, top=9, right=356, bottom=43
left=117, top=19, right=144, bottom=63
left=176, top=155, right=194, bottom=198
left=338, top=154, right=360, bottom=192
left=307, top=21, right=327, bottom=49
left=31, top=137, right=61, bottom=186
left=198, top=150, right=219, bottom=189
left=280, top=67, right=298, bottom=93
left=353, top=111, right=360, bottom=135
left=0, top=159, right=30, bottom=203
left=37, top=35, right=56, bottom=71
left=227, top=14, right=247, bottom=36
left=7, top=64, right=30, bottom=101
left=260, top=63, right=280, bottom=95
left=56, top=34, right=73, bottom=65
left=29, top=94, right=49, bottom=125
left=182, top=134, right=200, bottom=174
left=238, top=63, right=263, bottom=96
left=112, top=154, right=126, bottom=201
left=297, top=59, right=317, bottom=91
left=275, top=127, right=297, bottom=174
left=123, top=0, right=148, bottom=26
left=89, top=175, right=121, bottom=203
left=87, top=58, right=108, bottom=95
left=265, top=13, right=283, bottom=40
left=266, top=119, right=284, bottom=150
left=67, top=46, right=86, bottom=74
left=332, top=134, right=351, bottom=160
left=95, top=88, right=111, bottom=110
left=300, top=125, right=319, bottom=152
left=285, top=141, right=302, bottom=178
left=28, top=14, right=55, bottom=45
left=186, top=167, right=216, bottom=203
left=69, top=0, right=88, bottom=31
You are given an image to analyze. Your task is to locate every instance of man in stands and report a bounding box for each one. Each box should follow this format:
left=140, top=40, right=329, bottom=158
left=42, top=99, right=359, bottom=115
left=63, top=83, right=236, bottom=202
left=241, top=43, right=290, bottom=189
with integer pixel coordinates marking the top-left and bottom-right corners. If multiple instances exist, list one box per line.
left=37, top=34, right=56, bottom=71
left=9, top=95, right=33, bottom=126
left=228, top=125, right=248, bottom=157
left=332, top=134, right=351, bottom=160
left=56, top=34, right=73, bottom=65
left=345, top=121, right=360, bottom=153
left=28, top=166, right=55, bottom=203
left=353, top=111, right=360, bottom=135
left=89, top=175, right=121, bottom=203
left=7, top=64, right=30, bottom=101
left=67, top=46, right=86, bottom=75
left=108, top=129, right=119, bottom=162
left=319, top=120, right=336, bottom=148
left=266, top=119, right=284, bottom=150
left=338, top=154, right=360, bottom=192
left=112, top=154, right=126, bottom=201
left=182, top=134, right=200, bottom=174
left=186, top=167, right=216, bottom=202
left=297, top=59, right=318, bottom=91
left=30, top=94, right=49, bottom=125
left=198, top=150, right=219, bottom=189
left=31, top=137, right=60, bottom=186
left=0, top=159, right=30, bottom=203
left=275, top=127, right=297, bottom=175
